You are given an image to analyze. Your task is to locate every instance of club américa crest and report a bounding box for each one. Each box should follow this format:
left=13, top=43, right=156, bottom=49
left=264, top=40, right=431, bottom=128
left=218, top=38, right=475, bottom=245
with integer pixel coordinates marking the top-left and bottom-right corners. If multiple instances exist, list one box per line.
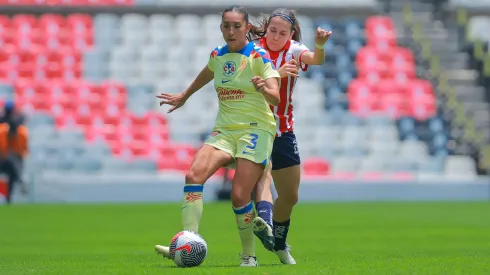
left=223, top=61, right=236, bottom=77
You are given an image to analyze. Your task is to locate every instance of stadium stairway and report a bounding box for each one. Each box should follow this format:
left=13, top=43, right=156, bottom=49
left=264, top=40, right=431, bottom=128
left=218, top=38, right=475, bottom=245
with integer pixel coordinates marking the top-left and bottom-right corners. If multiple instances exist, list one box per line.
left=387, top=0, right=490, bottom=176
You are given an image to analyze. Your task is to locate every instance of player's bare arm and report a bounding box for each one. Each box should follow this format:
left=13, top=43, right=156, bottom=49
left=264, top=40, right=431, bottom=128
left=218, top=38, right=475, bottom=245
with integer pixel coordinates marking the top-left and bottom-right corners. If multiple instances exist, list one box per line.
left=157, top=66, right=214, bottom=113
left=251, top=76, right=280, bottom=106
left=300, top=27, right=332, bottom=65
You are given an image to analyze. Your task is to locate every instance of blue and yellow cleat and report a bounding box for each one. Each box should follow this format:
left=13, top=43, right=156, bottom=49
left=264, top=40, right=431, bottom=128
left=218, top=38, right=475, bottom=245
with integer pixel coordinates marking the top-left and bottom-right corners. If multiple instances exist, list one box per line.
left=252, top=216, right=275, bottom=251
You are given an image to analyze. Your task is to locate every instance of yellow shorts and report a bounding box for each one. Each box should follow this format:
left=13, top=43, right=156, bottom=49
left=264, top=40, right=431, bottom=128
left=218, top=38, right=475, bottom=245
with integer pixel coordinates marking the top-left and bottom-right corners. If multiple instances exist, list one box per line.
left=205, top=128, right=274, bottom=170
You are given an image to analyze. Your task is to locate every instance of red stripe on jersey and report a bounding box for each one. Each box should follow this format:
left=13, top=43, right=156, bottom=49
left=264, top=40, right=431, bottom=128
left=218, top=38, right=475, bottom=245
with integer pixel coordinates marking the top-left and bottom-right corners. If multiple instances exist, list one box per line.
left=261, top=39, right=299, bottom=137
left=211, top=50, right=218, bottom=58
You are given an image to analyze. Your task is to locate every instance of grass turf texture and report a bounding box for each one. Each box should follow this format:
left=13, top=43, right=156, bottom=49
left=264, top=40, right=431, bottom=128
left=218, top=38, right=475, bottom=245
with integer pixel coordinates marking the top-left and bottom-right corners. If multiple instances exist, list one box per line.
left=1, top=202, right=489, bottom=274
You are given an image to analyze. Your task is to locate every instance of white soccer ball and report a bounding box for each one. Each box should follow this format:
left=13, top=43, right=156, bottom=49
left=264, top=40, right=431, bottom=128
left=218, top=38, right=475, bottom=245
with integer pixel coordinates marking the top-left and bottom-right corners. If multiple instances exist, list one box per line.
left=169, top=230, right=208, bottom=268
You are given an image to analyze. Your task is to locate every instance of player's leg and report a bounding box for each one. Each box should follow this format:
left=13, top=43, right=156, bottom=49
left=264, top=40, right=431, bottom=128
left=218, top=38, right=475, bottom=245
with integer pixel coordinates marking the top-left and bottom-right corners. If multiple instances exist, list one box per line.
left=271, top=132, right=301, bottom=264
left=232, top=158, right=264, bottom=267
left=232, top=130, right=274, bottom=267
left=2, top=159, right=15, bottom=204
left=252, top=164, right=275, bottom=251
left=182, top=144, right=233, bottom=232
left=254, top=164, right=273, bottom=227
left=272, top=166, right=300, bottom=236
left=155, top=131, right=234, bottom=259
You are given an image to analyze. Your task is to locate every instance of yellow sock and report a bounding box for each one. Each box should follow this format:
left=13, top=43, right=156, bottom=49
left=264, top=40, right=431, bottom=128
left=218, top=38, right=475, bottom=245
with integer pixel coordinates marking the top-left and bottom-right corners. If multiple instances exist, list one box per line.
left=233, top=201, right=256, bottom=257
left=181, top=184, right=204, bottom=233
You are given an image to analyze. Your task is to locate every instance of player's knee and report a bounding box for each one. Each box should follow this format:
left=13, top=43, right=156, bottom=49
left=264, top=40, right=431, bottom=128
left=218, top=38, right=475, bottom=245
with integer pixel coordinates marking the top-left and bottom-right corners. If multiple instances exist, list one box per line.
left=185, top=170, right=206, bottom=185
left=280, top=191, right=299, bottom=206
left=230, top=187, right=248, bottom=208
left=289, top=193, right=299, bottom=206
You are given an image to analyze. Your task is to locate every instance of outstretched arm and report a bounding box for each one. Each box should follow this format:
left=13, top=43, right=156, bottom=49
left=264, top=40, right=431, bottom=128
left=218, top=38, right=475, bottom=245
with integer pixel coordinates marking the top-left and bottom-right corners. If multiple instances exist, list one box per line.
left=299, top=27, right=332, bottom=65
left=157, top=66, right=214, bottom=113
left=181, top=66, right=214, bottom=101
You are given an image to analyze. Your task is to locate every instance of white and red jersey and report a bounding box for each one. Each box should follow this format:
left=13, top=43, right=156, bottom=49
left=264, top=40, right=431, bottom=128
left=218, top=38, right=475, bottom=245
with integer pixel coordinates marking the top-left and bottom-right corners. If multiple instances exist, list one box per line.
left=258, top=38, right=310, bottom=137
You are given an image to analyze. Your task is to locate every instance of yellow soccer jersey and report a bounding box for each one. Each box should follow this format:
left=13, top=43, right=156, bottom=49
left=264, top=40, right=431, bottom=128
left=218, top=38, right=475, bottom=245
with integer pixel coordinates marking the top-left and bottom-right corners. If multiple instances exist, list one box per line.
left=207, top=41, right=280, bottom=136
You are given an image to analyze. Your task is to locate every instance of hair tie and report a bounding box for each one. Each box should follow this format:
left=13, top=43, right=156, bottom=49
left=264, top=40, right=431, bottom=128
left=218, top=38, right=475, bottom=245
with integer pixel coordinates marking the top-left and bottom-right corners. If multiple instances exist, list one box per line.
left=270, top=13, right=295, bottom=26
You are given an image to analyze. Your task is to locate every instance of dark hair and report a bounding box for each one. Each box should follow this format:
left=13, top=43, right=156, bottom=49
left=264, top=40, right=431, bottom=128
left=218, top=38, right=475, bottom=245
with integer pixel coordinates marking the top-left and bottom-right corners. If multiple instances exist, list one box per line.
left=222, top=5, right=250, bottom=24
left=222, top=5, right=255, bottom=41
left=248, top=8, right=302, bottom=43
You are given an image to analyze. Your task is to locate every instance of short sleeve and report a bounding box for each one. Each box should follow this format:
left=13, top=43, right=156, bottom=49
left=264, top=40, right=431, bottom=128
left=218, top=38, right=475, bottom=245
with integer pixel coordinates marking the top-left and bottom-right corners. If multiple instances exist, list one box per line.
left=207, top=48, right=218, bottom=72
left=291, top=41, right=310, bottom=72
left=252, top=49, right=280, bottom=80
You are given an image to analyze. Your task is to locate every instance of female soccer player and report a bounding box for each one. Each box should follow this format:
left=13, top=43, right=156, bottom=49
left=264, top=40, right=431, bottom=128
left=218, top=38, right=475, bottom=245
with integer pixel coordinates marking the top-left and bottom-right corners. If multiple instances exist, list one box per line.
left=248, top=8, right=332, bottom=264
left=154, top=5, right=281, bottom=267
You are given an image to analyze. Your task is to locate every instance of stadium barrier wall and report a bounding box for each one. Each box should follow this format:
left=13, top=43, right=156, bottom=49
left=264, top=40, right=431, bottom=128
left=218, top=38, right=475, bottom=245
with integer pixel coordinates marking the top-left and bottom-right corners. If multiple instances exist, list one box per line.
left=6, top=173, right=490, bottom=203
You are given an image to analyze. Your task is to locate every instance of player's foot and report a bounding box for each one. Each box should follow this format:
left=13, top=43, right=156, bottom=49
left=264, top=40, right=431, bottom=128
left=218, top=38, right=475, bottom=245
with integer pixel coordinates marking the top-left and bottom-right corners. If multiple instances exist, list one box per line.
left=274, top=245, right=296, bottom=265
left=253, top=216, right=275, bottom=251
left=240, top=255, right=259, bottom=267
left=154, top=245, right=170, bottom=259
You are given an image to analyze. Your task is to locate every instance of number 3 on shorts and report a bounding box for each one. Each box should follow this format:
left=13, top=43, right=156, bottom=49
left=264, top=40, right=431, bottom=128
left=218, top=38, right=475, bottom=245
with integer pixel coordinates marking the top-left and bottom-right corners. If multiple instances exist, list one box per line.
left=245, top=133, right=259, bottom=150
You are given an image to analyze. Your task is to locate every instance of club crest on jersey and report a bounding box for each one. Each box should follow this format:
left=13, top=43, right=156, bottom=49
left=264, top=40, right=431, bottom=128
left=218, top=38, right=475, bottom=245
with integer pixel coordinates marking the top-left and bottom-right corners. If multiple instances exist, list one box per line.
left=223, top=61, right=236, bottom=77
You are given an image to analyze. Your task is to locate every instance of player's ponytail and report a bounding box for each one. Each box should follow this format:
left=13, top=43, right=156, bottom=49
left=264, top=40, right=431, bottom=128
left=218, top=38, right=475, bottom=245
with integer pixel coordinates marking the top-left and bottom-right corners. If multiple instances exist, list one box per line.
left=247, top=20, right=266, bottom=41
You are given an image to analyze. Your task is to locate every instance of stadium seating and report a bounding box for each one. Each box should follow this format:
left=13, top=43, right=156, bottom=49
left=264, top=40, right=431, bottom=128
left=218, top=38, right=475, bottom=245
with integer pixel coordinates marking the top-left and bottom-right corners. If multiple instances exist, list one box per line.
left=453, top=11, right=490, bottom=175
left=0, top=11, right=477, bottom=180
left=398, top=1, right=489, bottom=177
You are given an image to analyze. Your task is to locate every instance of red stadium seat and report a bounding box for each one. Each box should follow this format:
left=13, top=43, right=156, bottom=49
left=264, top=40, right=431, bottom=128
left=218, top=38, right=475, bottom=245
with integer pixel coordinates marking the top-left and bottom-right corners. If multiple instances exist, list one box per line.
left=407, top=79, right=434, bottom=97
left=389, top=172, right=415, bottom=181
left=359, top=172, right=384, bottom=180
left=66, top=14, right=93, bottom=30
left=389, top=47, right=415, bottom=67
left=302, top=158, right=330, bottom=176
left=0, top=46, right=16, bottom=65
left=409, top=97, right=436, bottom=120
left=11, top=15, right=38, bottom=32
left=349, top=97, right=375, bottom=118
left=0, top=0, right=133, bottom=5
left=365, top=16, right=395, bottom=32
left=375, top=79, right=404, bottom=95
left=128, top=140, right=150, bottom=157
left=378, top=93, right=409, bottom=119
left=347, top=79, right=373, bottom=101
left=0, top=16, right=10, bottom=28
left=326, top=172, right=357, bottom=180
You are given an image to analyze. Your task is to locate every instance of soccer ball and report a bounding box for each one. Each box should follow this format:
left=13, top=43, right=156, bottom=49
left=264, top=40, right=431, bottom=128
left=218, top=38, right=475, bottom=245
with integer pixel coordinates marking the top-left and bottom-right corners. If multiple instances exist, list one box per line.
left=169, top=230, right=208, bottom=268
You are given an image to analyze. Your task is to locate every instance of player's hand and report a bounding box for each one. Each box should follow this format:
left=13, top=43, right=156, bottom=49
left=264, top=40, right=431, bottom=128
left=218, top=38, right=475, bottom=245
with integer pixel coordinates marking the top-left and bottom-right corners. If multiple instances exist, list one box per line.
left=156, top=93, right=186, bottom=113
left=277, top=59, right=299, bottom=78
left=314, top=27, right=332, bottom=46
left=251, top=76, right=266, bottom=93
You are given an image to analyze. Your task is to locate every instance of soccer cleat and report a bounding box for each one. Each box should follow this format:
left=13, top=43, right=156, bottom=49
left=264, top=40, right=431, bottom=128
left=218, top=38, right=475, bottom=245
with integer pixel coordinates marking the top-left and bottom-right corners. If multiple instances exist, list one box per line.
left=253, top=216, right=275, bottom=251
left=274, top=245, right=296, bottom=265
left=240, top=255, right=259, bottom=267
left=154, top=245, right=170, bottom=259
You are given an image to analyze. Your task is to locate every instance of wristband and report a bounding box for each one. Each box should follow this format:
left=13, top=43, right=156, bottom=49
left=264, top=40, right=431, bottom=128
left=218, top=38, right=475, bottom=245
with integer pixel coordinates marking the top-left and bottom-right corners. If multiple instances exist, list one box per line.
left=315, top=43, right=325, bottom=49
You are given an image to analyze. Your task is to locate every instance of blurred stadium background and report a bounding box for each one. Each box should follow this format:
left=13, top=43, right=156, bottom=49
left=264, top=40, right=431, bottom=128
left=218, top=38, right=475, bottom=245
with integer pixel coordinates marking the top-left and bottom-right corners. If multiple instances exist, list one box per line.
left=0, top=0, right=489, bottom=204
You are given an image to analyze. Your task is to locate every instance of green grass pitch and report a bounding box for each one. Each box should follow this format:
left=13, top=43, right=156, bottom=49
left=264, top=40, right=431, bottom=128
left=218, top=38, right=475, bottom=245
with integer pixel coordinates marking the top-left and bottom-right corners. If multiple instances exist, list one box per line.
left=1, top=202, right=489, bottom=274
